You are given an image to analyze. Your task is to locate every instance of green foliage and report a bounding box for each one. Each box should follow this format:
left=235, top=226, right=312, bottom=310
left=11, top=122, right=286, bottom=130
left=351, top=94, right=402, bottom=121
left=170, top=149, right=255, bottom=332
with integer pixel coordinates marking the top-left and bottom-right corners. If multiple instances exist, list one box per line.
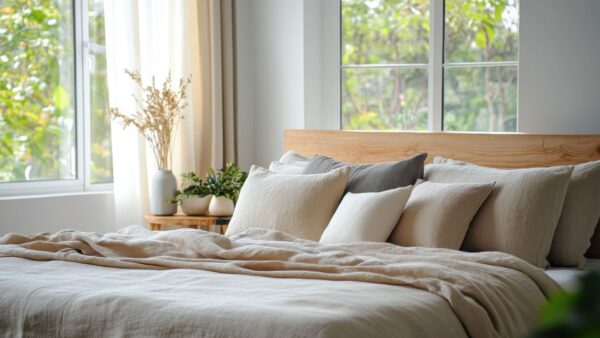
left=341, top=0, right=519, bottom=132
left=444, top=0, right=518, bottom=132
left=0, top=0, right=112, bottom=183
left=528, top=270, right=600, bottom=338
left=342, top=0, right=429, bottom=131
left=205, top=163, right=247, bottom=201
left=0, top=0, right=76, bottom=182
left=172, top=171, right=210, bottom=204
left=88, top=0, right=113, bottom=183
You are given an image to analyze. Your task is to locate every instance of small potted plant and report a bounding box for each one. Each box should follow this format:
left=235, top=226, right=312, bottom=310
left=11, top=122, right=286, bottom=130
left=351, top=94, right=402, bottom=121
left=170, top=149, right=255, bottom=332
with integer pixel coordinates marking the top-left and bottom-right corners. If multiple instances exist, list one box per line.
left=206, top=163, right=247, bottom=216
left=174, top=172, right=211, bottom=216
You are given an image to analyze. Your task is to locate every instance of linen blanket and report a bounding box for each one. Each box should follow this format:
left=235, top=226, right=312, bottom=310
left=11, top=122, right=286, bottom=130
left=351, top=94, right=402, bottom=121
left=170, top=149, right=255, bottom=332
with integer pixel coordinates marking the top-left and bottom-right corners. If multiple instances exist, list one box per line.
left=0, top=226, right=560, bottom=338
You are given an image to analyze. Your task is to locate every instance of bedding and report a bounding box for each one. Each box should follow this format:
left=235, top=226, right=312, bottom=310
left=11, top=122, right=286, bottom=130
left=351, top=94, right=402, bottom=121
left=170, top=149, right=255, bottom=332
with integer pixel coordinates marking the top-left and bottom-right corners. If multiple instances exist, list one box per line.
left=431, top=157, right=600, bottom=267
left=389, top=180, right=495, bottom=249
left=302, top=153, right=426, bottom=193
left=547, top=160, right=600, bottom=267
left=426, top=157, right=573, bottom=267
left=0, top=226, right=560, bottom=338
left=320, top=185, right=413, bottom=244
left=269, top=150, right=311, bottom=174
left=279, top=150, right=310, bottom=164
left=268, top=160, right=306, bottom=174
left=548, top=161, right=600, bottom=267
left=587, top=223, right=600, bottom=258
left=0, top=256, right=466, bottom=338
left=226, top=165, right=349, bottom=241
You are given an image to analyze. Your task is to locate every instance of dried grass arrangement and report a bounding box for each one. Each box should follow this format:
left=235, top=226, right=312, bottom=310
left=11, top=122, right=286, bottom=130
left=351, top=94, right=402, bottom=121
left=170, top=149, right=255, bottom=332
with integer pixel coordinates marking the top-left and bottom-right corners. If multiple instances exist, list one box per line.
left=109, top=69, right=192, bottom=169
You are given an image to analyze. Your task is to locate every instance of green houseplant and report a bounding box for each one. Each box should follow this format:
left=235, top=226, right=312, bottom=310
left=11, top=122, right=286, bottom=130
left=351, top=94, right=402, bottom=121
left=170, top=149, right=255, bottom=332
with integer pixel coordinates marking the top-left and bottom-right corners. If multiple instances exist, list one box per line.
left=206, top=163, right=247, bottom=216
left=528, top=270, right=600, bottom=338
left=174, top=172, right=211, bottom=216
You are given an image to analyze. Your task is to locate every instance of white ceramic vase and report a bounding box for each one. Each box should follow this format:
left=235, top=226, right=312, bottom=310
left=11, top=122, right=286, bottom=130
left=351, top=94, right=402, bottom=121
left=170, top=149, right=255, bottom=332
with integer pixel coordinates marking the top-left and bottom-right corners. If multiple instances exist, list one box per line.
left=208, top=196, right=235, bottom=216
left=181, top=195, right=212, bottom=216
left=150, top=169, right=177, bottom=215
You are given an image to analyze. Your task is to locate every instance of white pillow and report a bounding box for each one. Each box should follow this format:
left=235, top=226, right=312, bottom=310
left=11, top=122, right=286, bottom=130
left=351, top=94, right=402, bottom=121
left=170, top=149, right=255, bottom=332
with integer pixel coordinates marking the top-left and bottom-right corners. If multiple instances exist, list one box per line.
left=269, top=151, right=310, bottom=174
left=268, top=161, right=306, bottom=174
left=320, top=186, right=413, bottom=244
left=226, top=165, right=349, bottom=241
left=279, top=151, right=309, bottom=164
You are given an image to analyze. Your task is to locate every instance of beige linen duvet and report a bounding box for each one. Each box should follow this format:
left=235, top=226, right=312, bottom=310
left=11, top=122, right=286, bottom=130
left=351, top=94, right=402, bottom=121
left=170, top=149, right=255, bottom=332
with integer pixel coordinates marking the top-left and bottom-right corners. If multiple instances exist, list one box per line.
left=0, top=226, right=559, bottom=338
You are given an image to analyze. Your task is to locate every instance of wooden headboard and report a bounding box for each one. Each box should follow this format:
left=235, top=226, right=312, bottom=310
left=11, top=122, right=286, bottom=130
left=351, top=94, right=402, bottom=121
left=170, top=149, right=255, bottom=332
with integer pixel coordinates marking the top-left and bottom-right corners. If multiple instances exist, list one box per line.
left=284, top=130, right=600, bottom=169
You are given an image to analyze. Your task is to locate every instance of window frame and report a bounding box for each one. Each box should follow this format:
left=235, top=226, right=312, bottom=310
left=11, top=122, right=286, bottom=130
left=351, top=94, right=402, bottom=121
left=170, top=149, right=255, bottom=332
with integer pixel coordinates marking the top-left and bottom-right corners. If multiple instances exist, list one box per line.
left=0, top=0, right=113, bottom=197
left=339, top=0, right=519, bottom=132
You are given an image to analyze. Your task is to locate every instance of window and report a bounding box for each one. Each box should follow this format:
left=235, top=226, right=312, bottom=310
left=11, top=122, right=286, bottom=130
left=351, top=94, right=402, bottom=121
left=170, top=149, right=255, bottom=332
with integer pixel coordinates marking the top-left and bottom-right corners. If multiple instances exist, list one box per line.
left=341, top=0, right=519, bottom=132
left=0, top=0, right=112, bottom=195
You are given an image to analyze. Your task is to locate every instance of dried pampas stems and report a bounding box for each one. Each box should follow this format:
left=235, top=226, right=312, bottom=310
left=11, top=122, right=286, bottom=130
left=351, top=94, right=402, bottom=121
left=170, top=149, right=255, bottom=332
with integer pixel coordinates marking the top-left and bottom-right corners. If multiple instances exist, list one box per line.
left=109, top=69, right=192, bottom=170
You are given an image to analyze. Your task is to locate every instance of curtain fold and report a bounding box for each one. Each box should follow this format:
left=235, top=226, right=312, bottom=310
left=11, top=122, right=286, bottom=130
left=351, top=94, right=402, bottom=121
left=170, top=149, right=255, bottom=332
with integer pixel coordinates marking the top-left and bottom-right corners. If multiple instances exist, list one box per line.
left=105, top=0, right=237, bottom=228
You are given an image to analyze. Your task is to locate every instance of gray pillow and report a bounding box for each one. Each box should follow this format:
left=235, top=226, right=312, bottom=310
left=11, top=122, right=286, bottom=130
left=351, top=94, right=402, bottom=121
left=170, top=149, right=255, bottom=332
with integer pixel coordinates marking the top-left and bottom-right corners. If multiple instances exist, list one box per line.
left=302, top=153, right=427, bottom=193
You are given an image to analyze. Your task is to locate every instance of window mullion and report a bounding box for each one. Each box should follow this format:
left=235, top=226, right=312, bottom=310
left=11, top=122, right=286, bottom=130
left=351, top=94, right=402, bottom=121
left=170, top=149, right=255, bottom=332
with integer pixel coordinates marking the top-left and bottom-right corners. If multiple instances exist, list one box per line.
left=428, top=0, right=444, bottom=131
left=76, top=0, right=91, bottom=190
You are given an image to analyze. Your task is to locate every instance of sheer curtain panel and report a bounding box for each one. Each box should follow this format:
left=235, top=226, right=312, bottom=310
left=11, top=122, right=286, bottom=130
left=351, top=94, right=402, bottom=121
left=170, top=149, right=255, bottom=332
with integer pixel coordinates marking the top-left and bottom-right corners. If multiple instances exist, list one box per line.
left=104, top=0, right=237, bottom=228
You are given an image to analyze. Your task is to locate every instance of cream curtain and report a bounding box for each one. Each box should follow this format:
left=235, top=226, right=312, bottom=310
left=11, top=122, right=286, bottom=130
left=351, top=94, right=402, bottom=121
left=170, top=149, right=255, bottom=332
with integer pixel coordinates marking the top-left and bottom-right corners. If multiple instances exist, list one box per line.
left=105, top=0, right=237, bottom=228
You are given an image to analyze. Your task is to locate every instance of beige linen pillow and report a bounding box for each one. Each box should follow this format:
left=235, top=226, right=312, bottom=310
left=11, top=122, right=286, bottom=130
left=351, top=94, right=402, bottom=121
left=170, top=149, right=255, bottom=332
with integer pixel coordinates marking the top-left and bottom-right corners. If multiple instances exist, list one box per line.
left=548, top=160, right=600, bottom=267
left=268, top=161, right=306, bottom=174
left=279, top=151, right=310, bottom=164
left=586, top=223, right=600, bottom=258
left=226, top=165, right=349, bottom=241
left=320, top=186, right=413, bottom=244
left=269, top=151, right=311, bottom=174
left=389, top=180, right=495, bottom=250
left=426, top=158, right=573, bottom=267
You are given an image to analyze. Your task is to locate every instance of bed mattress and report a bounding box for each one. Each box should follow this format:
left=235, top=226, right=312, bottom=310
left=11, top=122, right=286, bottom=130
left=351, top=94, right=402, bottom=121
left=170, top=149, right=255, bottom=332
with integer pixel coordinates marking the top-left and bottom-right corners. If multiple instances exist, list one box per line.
left=544, top=258, right=600, bottom=291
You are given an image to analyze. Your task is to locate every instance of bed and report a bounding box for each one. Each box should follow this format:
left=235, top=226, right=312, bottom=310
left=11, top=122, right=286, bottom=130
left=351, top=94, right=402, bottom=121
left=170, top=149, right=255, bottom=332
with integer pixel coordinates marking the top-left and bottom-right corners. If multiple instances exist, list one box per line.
left=1, top=130, right=600, bottom=338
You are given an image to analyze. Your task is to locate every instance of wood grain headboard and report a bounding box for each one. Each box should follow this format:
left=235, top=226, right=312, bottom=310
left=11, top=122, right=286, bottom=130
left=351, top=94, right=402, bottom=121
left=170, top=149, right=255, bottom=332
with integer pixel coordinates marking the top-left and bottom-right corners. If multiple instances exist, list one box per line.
left=284, top=130, right=600, bottom=169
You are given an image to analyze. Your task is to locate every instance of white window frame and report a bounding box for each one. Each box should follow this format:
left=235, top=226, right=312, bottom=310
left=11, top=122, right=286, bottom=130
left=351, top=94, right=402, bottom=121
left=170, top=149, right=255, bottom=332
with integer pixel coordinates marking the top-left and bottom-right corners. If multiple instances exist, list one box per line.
left=339, top=0, right=519, bottom=132
left=0, top=0, right=113, bottom=197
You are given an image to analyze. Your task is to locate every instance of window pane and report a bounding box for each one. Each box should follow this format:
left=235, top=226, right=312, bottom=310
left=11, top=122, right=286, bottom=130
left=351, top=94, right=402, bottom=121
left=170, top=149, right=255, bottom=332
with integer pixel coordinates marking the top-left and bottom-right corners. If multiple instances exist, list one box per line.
left=88, top=0, right=112, bottom=184
left=445, top=0, right=519, bottom=63
left=342, top=68, right=428, bottom=130
left=0, top=0, right=76, bottom=183
left=444, top=66, right=517, bottom=132
left=342, top=0, right=430, bottom=65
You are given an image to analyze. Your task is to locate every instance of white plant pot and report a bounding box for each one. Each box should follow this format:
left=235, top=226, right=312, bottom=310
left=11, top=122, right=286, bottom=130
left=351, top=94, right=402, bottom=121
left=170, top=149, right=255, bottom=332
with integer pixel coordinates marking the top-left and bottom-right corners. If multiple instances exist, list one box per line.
left=181, top=195, right=212, bottom=216
left=208, top=196, right=235, bottom=216
left=150, top=169, right=177, bottom=215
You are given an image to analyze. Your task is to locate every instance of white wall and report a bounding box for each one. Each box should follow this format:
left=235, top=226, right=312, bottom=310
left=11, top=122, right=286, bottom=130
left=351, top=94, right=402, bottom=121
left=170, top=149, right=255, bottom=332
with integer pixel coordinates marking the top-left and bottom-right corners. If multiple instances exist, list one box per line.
left=0, top=193, right=115, bottom=235
left=236, top=0, right=600, bottom=168
left=252, top=0, right=305, bottom=167
left=519, top=0, right=600, bottom=133
left=235, top=0, right=339, bottom=167
left=303, top=0, right=340, bottom=130
left=236, top=0, right=305, bottom=168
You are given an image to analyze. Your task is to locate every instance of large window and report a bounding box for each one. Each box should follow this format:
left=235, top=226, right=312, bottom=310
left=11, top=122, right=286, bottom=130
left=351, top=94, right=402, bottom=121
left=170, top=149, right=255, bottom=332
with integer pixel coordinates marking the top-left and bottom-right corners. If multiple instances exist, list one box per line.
left=341, top=0, right=519, bottom=132
left=0, top=0, right=112, bottom=195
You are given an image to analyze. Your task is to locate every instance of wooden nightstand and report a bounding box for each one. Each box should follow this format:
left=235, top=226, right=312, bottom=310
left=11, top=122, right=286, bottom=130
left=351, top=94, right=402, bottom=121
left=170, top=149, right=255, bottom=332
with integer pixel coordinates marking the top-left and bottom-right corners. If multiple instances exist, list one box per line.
left=144, top=214, right=230, bottom=234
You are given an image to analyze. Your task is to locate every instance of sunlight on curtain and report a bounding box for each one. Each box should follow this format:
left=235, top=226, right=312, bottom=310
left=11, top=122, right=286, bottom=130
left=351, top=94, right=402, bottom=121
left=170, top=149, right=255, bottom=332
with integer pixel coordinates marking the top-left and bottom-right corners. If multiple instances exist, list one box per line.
left=104, top=0, right=236, bottom=228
